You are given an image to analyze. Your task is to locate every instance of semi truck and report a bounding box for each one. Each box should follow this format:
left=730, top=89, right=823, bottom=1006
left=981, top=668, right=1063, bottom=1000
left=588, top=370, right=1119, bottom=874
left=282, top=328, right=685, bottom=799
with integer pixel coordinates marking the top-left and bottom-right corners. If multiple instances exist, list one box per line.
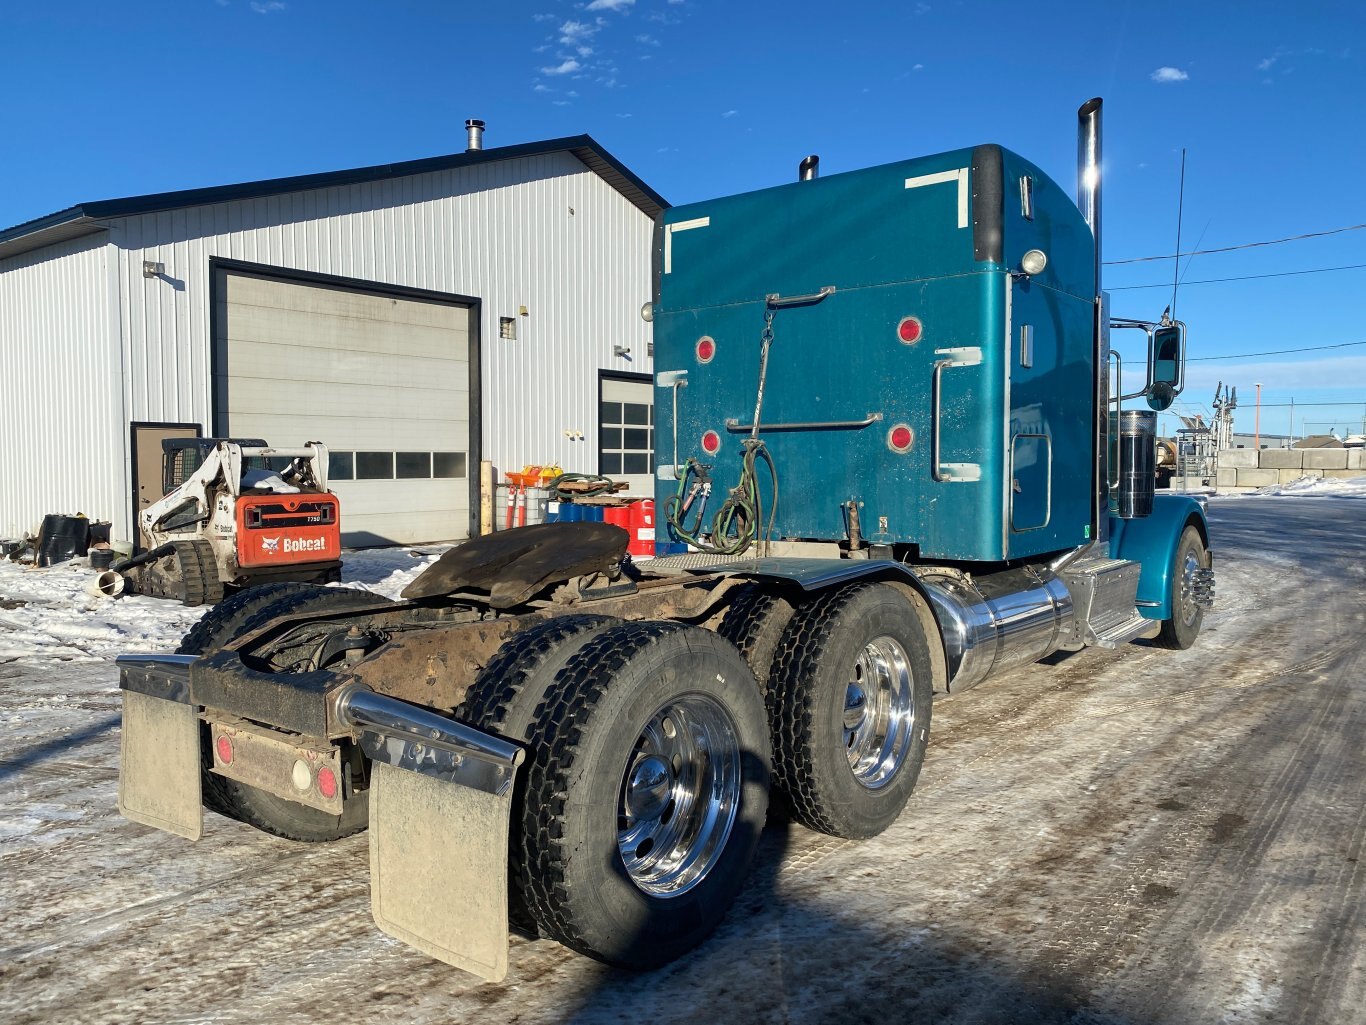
left=116, top=98, right=1214, bottom=982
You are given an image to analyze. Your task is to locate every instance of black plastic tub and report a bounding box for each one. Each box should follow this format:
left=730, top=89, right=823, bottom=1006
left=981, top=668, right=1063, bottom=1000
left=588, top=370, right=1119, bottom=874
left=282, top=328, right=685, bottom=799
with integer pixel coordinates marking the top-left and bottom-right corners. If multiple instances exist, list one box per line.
left=37, top=515, right=90, bottom=567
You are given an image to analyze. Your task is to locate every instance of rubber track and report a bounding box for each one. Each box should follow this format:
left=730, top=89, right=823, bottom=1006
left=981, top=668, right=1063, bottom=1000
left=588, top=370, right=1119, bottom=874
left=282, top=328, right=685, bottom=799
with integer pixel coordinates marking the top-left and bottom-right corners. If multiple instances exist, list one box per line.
left=518, top=620, right=687, bottom=955
left=765, top=583, right=866, bottom=836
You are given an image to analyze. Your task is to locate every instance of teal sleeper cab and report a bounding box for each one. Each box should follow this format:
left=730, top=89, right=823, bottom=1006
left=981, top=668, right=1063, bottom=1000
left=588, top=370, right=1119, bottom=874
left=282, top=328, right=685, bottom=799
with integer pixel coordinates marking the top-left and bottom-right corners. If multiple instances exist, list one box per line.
left=654, top=144, right=1098, bottom=562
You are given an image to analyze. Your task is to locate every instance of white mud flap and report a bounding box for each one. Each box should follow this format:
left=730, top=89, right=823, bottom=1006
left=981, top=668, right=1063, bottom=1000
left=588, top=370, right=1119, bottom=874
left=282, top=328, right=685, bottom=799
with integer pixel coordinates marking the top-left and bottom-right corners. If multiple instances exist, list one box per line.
left=368, top=760, right=513, bottom=982
left=118, top=690, right=204, bottom=841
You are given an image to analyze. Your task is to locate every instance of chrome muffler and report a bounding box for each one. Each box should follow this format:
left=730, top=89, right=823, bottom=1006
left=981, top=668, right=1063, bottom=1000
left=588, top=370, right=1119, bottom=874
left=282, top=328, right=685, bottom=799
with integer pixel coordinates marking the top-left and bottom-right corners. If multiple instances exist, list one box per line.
left=919, top=567, right=1076, bottom=692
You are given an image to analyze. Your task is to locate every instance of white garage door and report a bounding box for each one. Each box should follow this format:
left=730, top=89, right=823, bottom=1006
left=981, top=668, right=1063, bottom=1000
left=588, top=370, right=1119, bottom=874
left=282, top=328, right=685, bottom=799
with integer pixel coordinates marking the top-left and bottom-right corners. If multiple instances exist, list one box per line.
left=217, top=268, right=473, bottom=546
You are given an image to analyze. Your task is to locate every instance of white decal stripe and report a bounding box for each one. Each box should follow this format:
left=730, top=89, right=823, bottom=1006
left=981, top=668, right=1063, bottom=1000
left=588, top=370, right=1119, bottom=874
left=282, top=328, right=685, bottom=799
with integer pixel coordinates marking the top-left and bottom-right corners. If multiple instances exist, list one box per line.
left=905, top=168, right=970, bottom=229
left=663, top=216, right=711, bottom=274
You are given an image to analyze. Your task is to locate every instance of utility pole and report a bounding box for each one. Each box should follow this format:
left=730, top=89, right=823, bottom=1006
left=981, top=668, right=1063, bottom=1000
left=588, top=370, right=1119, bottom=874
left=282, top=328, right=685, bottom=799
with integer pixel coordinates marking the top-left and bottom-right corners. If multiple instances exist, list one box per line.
left=1254, top=383, right=1263, bottom=449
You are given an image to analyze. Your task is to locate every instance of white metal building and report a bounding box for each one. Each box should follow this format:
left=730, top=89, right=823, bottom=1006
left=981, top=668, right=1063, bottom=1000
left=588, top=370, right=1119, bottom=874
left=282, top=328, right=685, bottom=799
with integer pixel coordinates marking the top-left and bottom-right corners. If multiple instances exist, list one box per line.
left=0, top=131, right=663, bottom=547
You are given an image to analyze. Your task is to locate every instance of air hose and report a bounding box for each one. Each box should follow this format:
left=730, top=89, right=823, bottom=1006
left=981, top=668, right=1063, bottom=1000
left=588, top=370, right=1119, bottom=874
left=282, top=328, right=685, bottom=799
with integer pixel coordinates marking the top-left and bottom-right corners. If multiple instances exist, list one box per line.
left=664, top=307, right=780, bottom=556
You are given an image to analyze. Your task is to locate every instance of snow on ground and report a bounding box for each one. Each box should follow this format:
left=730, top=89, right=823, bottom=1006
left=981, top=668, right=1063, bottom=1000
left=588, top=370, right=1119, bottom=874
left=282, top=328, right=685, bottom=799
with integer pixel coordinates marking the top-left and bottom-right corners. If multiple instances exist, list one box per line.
left=1251, top=473, right=1366, bottom=498
left=1, top=503, right=1363, bottom=1025
left=0, top=546, right=447, bottom=664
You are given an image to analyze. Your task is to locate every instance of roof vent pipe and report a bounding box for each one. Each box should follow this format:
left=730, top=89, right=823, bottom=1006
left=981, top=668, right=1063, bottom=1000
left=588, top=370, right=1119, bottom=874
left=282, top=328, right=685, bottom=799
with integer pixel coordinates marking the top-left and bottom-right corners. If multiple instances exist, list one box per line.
left=466, top=119, right=486, bottom=152
left=798, top=155, right=819, bottom=181
left=1076, top=98, right=1102, bottom=294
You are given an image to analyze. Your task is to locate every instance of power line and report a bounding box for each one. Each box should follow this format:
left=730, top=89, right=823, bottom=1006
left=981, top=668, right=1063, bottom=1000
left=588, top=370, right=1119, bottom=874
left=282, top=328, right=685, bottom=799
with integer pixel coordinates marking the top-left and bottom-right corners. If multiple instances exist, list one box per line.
left=1187, top=340, right=1366, bottom=362
left=1104, top=221, right=1366, bottom=265
left=1109, top=262, right=1366, bottom=291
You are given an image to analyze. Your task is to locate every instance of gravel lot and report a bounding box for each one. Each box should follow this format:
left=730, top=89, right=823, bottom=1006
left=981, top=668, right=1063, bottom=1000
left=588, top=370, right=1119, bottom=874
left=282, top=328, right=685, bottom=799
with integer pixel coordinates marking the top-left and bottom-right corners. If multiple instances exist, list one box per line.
left=1, top=496, right=1362, bottom=1025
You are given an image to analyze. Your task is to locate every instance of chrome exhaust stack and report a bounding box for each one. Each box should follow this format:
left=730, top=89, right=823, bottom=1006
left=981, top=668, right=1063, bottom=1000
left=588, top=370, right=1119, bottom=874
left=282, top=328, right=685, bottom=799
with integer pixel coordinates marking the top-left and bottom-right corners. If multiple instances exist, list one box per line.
left=799, top=155, right=819, bottom=181
left=1077, top=96, right=1111, bottom=544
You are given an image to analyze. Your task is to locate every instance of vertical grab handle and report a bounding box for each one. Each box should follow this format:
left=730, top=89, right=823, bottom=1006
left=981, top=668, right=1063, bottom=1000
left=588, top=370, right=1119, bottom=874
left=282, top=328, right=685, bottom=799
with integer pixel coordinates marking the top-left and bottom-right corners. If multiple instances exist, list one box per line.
left=930, top=347, right=984, bottom=483
left=1107, top=350, right=1122, bottom=490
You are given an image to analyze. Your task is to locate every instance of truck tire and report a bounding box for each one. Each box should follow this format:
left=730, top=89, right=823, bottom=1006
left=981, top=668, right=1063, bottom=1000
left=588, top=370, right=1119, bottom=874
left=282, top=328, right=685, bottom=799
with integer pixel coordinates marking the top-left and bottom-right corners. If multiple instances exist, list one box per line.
left=176, top=582, right=328, bottom=655
left=1154, top=525, right=1207, bottom=650
left=519, top=622, right=770, bottom=969
left=455, top=614, right=622, bottom=926
left=716, top=584, right=796, bottom=691
left=767, top=582, right=933, bottom=839
left=177, top=584, right=388, bottom=842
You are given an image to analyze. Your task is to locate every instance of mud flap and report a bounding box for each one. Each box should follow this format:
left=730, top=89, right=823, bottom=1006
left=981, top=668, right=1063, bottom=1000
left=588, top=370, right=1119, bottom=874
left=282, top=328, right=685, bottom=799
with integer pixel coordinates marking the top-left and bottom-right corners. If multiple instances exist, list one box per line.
left=368, top=760, right=513, bottom=982
left=118, top=690, right=204, bottom=840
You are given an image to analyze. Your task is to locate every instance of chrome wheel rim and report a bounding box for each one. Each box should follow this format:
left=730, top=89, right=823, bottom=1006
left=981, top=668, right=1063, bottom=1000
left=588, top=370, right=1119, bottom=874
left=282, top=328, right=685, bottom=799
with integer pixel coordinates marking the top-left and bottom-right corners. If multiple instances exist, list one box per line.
left=1178, top=549, right=1201, bottom=626
left=617, top=693, right=741, bottom=898
left=845, top=636, right=916, bottom=790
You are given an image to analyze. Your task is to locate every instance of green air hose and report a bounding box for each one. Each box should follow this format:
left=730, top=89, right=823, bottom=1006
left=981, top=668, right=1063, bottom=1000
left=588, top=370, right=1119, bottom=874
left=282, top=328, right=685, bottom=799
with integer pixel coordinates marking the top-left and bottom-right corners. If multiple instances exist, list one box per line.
left=664, top=307, right=781, bottom=556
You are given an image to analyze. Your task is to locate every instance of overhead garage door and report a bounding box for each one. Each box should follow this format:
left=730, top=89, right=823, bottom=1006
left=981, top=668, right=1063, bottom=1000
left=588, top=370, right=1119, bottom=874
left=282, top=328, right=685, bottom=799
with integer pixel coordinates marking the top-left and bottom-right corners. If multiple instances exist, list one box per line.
left=215, top=265, right=475, bottom=547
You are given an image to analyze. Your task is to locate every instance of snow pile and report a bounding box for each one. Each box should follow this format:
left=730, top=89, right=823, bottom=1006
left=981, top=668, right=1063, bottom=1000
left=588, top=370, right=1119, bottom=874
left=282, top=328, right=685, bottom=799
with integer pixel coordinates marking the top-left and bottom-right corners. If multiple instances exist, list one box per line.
left=0, top=546, right=446, bottom=664
left=1253, top=474, right=1366, bottom=499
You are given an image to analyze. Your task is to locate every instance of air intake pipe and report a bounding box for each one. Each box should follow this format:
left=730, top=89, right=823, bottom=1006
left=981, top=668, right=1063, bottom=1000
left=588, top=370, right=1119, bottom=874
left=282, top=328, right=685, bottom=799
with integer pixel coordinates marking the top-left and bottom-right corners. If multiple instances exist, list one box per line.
left=1117, top=410, right=1157, bottom=518
left=798, top=155, right=819, bottom=181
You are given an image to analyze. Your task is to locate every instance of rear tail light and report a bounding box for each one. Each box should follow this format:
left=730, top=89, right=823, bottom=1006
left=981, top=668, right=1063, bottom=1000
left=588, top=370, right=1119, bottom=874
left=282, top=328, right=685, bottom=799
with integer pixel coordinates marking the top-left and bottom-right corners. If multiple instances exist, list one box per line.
left=701, top=430, right=721, bottom=455
left=317, top=766, right=338, bottom=800
left=696, top=336, right=716, bottom=364
left=888, top=424, right=915, bottom=453
left=897, top=317, right=923, bottom=344
left=216, top=735, right=234, bottom=765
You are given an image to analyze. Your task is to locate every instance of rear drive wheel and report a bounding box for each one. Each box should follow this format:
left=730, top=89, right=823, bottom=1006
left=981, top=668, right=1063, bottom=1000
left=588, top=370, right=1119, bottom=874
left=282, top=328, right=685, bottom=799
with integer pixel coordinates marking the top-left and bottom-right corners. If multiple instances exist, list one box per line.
left=456, top=614, right=623, bottom=926
left=768, top=582, right=934, bottom=839
left=178, top=584, right=388, bottom=841
left=519, top=622, right=770, bottom=969
left=1154, top=525, right=1208, bottom=650
left=716, top=584, right=797, bottom=691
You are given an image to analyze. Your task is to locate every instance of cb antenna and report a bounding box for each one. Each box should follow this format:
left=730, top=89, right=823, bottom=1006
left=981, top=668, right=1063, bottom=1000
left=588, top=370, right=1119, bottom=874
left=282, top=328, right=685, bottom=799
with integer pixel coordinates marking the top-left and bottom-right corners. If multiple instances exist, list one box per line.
left=1170, top=147, right=1187, bottom=320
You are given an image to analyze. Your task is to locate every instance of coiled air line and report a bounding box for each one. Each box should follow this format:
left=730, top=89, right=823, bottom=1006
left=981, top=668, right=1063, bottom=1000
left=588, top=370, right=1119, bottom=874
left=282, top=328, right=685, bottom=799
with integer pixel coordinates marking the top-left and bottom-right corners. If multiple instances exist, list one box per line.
left=665, top=308, right=780, bottom=556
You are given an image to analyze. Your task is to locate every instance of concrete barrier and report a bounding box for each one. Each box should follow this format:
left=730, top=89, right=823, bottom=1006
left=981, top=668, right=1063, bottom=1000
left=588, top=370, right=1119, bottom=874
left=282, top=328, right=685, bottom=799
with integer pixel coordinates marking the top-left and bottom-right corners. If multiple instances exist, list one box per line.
left=1216, top=467, right=1238, bottom=487
left=1279, top=468, right=1323, bottom=483
left=1303, top=449, right=1349, bottom=470
left=1348, top=449, right=1364, bottom=470
left=1260, top=449, right=1303, bottom=469
left=1236, top=468, right=1279, bottom=487
left=1219, top=449, right=1259, bottom=469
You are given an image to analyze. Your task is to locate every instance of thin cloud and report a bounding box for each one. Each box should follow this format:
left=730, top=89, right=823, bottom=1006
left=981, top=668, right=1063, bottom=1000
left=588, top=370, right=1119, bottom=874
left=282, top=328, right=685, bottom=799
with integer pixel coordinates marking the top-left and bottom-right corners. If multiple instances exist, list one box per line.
left=532, top=12, right=555, bottom=22
left=250, top=1, right=286, bottom=11
left=586, top=0, right=634, bottom=10
left=721, top=110, right=738, bottom=118
left=1150, top=66, right=1189, bottom=83
left=558, top=20, right=598, bottom=45
left=542, top=58, right=582, bottom=75
left=1257, top=56, right=1277, bottom=71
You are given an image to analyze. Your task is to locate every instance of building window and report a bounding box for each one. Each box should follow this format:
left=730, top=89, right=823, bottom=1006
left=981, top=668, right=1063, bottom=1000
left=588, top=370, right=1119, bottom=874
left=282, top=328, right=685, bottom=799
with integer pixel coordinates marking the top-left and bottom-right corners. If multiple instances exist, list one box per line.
left=599, top=381, right=654, bottom=481
left=329, top=451, right=355, bottom=481
left=356, top=451, right=395, bottom=479
left=433, top=452, right=467, bottom=478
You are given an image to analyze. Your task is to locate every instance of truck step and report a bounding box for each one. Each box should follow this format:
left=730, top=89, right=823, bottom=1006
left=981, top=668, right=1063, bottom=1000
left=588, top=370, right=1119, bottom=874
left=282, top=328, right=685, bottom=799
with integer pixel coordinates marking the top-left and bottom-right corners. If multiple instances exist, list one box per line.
left=1091, top=611, right=1156, bottom=649
left=1060, top=558, right=1145, bottom=648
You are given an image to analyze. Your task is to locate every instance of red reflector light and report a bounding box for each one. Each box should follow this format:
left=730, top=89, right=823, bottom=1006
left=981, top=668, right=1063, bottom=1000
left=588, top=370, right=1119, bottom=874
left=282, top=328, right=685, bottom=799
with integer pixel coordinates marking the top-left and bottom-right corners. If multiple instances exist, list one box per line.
left=701, top=430, right=721, bottom=455
left=696, top=336, right=716, bottom=363
left=897, top=317, right=923, bottom=344
left=888, top=424, right=915, bottom=453
left=216, top=735, right=234, bottom=765
left=317, top=766, right=338, bottom=800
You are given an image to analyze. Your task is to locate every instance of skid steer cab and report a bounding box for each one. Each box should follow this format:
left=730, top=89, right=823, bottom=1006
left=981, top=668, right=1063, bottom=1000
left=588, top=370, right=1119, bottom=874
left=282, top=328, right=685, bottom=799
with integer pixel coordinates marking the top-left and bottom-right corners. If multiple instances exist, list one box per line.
left=117, top=438, right=342, bottom=606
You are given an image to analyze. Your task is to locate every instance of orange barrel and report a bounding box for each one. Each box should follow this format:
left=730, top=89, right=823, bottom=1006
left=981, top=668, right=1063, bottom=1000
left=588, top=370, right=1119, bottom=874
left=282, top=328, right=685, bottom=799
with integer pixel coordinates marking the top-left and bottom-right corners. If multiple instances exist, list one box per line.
left=628, top=499, right=655, bottom=557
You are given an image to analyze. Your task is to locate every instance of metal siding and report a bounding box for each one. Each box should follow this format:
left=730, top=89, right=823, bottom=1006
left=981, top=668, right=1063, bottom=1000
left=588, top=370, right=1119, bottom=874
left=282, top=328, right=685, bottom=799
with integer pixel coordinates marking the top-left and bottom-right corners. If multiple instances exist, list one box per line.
left=0, top=234, right=122, bottom=538
left=106, top=152, right=652, bottom=545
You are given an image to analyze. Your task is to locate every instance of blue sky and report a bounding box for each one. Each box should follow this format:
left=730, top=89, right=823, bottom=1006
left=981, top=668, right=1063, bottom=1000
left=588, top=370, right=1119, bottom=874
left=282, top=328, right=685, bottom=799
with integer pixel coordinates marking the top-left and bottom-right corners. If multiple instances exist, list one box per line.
left=4, top=0, right=1364, bottom=438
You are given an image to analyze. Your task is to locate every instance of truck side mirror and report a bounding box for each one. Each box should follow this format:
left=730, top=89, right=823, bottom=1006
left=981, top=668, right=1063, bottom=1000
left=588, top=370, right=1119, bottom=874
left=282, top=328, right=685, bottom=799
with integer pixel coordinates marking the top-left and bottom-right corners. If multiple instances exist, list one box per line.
left=1146, top=323, right=1185, bottom=411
